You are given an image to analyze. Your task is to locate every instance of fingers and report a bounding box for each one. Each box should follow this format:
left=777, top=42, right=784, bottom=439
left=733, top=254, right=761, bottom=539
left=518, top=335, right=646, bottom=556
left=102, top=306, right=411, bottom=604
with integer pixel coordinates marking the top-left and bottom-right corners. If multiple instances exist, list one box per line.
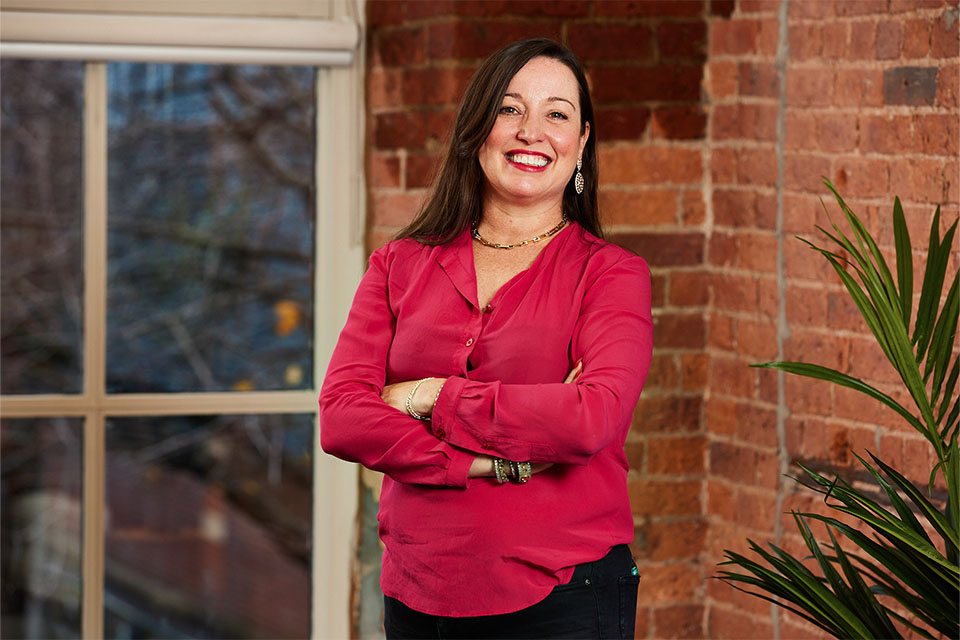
left=563, top=359, right=583, bottom=384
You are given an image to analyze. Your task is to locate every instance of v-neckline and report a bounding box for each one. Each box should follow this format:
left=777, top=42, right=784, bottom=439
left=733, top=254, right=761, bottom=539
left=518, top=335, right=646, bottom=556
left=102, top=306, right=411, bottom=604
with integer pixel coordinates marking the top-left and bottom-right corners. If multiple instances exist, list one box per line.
left=470, top=222, right=574, bottom=310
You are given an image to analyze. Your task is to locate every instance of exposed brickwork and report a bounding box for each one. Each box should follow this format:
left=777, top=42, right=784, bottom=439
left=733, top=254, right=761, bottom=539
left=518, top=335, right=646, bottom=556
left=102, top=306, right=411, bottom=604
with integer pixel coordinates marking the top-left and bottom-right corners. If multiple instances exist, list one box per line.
left=704, top=0, right=959, bottom=637
left=362, top=0, right=959, bottom=637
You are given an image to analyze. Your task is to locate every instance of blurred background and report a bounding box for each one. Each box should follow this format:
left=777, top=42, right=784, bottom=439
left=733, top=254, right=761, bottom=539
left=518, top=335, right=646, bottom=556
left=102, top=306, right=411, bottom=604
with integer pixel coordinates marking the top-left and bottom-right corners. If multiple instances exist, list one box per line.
left=1, top=0, right=957, bottom=638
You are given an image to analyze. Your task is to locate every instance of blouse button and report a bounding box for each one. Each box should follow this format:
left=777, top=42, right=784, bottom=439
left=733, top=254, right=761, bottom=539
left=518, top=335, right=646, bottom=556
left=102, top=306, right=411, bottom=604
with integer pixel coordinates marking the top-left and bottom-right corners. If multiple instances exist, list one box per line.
left=435, top=428, right=446, bottom=438
left=465, top=338, right=474, bottom=347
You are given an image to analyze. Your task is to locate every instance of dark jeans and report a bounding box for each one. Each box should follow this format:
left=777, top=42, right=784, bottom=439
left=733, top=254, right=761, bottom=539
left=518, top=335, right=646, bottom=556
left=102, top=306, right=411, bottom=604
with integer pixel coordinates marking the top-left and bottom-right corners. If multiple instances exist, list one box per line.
left=384, top=544, right=640, bottom=639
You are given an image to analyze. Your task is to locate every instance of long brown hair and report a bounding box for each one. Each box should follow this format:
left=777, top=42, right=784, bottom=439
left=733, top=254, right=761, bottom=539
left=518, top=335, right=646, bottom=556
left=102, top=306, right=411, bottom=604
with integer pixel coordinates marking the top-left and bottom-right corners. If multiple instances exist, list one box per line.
left=396, top=38, right=601, bottom=245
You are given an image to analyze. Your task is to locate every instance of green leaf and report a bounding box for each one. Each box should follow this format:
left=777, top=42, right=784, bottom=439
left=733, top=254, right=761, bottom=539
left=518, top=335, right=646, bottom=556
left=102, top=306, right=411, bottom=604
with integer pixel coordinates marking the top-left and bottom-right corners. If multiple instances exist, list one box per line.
left=926, top=273, right=959, bottom=403
left=893, top=196, right=913, bottom=328
left=753, top=362, right=924, bottom=431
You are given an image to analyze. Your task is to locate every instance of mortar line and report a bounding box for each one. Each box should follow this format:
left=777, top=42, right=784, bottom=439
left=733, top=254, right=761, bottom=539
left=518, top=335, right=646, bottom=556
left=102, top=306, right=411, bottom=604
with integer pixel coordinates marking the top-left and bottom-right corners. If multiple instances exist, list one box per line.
left=773, top=1, right=791, bottom=638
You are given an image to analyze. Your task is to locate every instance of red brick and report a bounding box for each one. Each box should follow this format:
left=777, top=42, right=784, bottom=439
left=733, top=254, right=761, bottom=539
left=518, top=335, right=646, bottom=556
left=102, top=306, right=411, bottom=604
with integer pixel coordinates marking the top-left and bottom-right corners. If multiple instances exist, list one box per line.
left=757, top=18, right=780, bottom=55
left=368, top=153, right=400, bottom=189
left=401, top=67, right=473, bottom=106
left=932, top=9, right=960, bottom=58
left=710, top=441, right=763, bottom=483
left=647, top=353, right=680, bottom=391
left=709, top=232, right=737, bottom=268
left=596, top=0, right=703, bottom=17
left=890, top=157, right=951, bottom=203
left=590, top=64, right=703, bottom=102
left=709, top=313, right=736, bottom=351
left=710, top=0, right=736, bottom=18
left=848, top=19, right=878, bottom=60
left=647, top=436, right=706, bottom=474
left=643, top=521, right=706, bottom=562
left=658, top=21, right=708, bottom=59
left=372, top=192, right=425, bottom=227
left=738, top=61, right=779, bottom=98
left=653, top=604, right=704, bottom=639
left=790, top=23, right=821, bottom=61
left=936, top=63, right=959, bottom=108
left=368, top=68, right=402, bottom=110
left=707, top=606, right=774, bottom=639
left=375, top=26, right=426, bottom=67
left=568, top=23, right=653, bottom=61
left=787, top=67, right=834, bottom=106
left=405, top=152, right=441, bottom=189
left=427, top=21, right=561, bottom=60
left=820, top=22, right=848, bottom=59
left=650, top=105, right=707, bottom=140
left=786, top=283, right=829, bottom=328
left=651, top=273, right=666, bottom=308
left=859, top=114, right=913, bottom=154
left=709, top=354, right=757, bottom=398
left=785, top=111, right=817, bottom=151
left=916, top=114, right=960, bottom=156
left=740, top=0, right=781, bottom=13
left=616, top=232, right=705, bottom=267
left=600, top=147, right=702, bottom=185
left=784, top=153, right=832, bottom=193
left=833, top=156, right=890, bottom=199
left=782, top=193, right=821, bottom=234
left=681, top=352, right=709, bottom=390
left=875, top=20, right=902, bottom=60
left=735, top=231, right=778, bottom=272
left=713, top=188, right=773, bottom=229
left=712, top=103, right=778, bottom=141
left=902, top=18, right=932, bottom=58
left=670, top=271, right=710, bottom=306
left=503, top=1, right=589, bottom=18
left=711, top=19, right=762, bottom=56
left=374, top=111, right=427, bottom=149
left=595, top=106, right=651, bottom=141
left=737, top=147, right=778, bottom=186
left=836, top=0, right=890, bottom=16
left=632, top=395, right=703, bottom=434
left=367, top=1, right=406, bottom=29
left=815, top=112, right=860, bottom=153
left=681, top=189, right=706, bottom=226
left=424, top=110, right=456, bottom=148
left=600, top=189, right=677, bottom=226
left=628, top=478, right=701, bottom=516
left=636, top=563, right=701, bottom=604
left=834, top=68, right=884, bottom=106
left=711, top=148, right=737, bottom=184
left=735, top=403, right=779, bottom=449
left=707, top=60, right=738, bottom=98
left=789, top=0, right=834, bottom=19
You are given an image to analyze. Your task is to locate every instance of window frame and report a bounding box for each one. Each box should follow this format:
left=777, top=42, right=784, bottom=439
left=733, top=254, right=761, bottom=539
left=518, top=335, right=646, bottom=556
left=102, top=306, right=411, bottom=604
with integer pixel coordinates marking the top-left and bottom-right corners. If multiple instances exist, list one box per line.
left=0, top=3, right=365, bottom=638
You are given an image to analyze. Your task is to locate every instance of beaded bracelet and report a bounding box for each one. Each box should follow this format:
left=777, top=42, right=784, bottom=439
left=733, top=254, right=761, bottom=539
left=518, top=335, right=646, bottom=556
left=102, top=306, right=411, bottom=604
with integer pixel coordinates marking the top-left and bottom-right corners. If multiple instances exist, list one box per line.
left=405, top=377, right=432, bottom=420
left=493, top=457, right=510, bottom=484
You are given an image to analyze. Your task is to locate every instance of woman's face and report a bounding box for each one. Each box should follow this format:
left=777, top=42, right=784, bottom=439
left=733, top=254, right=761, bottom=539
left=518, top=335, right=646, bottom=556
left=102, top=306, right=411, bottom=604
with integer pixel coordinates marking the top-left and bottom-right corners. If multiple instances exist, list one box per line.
left=478, top=56, right=590, bottom=213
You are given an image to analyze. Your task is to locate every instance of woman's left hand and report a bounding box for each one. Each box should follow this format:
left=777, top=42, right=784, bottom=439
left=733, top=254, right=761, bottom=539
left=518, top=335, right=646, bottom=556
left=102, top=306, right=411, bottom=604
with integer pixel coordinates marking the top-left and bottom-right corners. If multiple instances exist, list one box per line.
left=381, top=377, right=447, bottom=418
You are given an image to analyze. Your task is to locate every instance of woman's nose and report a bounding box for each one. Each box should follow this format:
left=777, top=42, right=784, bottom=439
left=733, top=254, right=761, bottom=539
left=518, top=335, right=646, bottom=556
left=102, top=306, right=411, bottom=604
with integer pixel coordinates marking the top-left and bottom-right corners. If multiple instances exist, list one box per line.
left=517, top=116, right=542, bottom=142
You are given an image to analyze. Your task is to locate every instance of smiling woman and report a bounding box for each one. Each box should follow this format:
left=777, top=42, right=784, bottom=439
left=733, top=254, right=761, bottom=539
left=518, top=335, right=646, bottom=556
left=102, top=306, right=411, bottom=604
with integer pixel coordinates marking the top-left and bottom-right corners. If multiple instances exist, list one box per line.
left=319, top=38, right=653, bottom=639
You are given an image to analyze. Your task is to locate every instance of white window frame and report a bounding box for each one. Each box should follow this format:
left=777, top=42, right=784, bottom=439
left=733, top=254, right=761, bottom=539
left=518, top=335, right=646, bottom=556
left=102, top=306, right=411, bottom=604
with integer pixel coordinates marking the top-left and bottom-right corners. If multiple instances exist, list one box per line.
left=0, top=3, right=365, bottom=637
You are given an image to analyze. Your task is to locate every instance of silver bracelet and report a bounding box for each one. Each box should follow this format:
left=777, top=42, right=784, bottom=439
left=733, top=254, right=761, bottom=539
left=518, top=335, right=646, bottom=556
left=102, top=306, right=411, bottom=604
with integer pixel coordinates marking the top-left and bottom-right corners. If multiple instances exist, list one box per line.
left=405, top=377, right=432, bottom=420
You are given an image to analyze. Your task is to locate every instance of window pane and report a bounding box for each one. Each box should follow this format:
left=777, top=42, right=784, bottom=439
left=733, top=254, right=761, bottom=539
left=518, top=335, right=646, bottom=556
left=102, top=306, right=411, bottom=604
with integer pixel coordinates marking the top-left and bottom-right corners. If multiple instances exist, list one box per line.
left=0, top=61, right=84, bottom=395
left=106, top=64, right=315, bottom=393
left=0, top=418, right=83, bottom=639
left=104, top=414, right=312, bottom=639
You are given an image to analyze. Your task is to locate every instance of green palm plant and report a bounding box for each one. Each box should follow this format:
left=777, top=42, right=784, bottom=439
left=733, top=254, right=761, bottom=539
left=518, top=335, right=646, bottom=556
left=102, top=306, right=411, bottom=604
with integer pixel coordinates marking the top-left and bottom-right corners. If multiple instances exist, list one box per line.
left=717, top=180, right=959, bottom=639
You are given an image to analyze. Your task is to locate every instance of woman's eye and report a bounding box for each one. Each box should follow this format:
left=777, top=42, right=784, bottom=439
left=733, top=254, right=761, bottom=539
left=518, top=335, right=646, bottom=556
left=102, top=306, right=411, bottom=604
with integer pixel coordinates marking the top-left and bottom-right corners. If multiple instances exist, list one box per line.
left=499, top=106, right=519, bottom=115
left=549, top=111, right=569, bottom=120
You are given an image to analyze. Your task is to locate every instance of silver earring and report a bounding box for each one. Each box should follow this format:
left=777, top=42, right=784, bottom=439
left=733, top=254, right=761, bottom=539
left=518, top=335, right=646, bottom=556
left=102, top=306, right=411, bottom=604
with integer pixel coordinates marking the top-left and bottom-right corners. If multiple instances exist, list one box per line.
left=574, top=157, right=584, bottom=195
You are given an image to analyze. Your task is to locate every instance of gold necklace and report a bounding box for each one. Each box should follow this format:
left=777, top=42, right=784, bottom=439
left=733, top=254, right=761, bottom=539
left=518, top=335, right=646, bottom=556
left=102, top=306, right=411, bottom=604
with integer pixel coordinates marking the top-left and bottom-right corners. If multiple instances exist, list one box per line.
left=471, top=216, right=568, bottom=250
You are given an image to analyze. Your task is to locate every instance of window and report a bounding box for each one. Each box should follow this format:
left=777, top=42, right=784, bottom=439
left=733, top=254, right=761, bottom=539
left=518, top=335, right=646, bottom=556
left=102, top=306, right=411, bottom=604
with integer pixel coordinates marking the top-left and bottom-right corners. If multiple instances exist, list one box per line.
left=1, top=5, right=363, bottom=638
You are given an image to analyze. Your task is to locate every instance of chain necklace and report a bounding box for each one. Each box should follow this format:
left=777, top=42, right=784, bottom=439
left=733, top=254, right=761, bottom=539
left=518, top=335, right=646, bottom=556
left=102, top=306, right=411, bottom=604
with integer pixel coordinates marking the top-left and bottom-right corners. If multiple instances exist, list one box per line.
left=471, top=216, right=568, bottom=250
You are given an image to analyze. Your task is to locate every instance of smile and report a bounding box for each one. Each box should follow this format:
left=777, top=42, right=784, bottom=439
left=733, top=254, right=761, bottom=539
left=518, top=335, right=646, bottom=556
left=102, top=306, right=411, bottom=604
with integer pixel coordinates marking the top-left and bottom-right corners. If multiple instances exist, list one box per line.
left=506, top=153, right=551, bottom=168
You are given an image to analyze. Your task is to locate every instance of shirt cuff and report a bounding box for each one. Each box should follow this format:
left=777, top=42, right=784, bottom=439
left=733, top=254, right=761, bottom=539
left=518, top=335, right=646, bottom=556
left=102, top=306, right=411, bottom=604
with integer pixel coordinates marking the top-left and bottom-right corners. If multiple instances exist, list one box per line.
left=443, top=447, right=474, bottom=489
left=430, top=375, right=466, bottom=441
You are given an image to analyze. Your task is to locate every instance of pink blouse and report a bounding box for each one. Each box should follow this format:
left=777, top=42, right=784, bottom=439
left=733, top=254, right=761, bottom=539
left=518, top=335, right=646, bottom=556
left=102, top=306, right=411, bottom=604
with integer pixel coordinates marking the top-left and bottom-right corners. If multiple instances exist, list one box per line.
left=319, top=223, right=653, bottom=616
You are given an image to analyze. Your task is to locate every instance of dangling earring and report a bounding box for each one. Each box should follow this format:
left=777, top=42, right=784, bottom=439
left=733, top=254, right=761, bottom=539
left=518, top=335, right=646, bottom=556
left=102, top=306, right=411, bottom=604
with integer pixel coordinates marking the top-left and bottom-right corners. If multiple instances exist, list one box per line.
left=574, top=157, right=584, bottom=195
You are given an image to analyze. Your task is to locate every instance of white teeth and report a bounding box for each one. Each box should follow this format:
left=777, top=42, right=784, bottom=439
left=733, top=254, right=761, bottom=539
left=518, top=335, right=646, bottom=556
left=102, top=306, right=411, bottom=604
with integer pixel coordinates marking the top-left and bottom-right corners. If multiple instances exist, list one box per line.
left=508, top=153, right=549, bottom=167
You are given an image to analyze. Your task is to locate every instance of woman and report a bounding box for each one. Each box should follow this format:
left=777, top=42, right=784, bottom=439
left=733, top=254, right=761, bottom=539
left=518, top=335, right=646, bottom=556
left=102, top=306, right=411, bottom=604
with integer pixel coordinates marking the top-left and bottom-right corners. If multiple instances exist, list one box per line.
left=320, top=38, right=652, bottom=638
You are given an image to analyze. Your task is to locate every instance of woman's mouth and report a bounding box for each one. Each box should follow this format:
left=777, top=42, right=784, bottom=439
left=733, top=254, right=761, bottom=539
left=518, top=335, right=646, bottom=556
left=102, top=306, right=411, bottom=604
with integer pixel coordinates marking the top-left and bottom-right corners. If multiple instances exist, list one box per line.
left=506, top=152, right=551, bottom=170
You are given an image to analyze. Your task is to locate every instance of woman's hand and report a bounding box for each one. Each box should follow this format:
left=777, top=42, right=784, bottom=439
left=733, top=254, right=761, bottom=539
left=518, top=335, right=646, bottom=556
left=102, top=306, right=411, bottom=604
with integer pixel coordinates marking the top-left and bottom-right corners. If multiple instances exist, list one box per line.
left=381, top=377, right=446, bottom=417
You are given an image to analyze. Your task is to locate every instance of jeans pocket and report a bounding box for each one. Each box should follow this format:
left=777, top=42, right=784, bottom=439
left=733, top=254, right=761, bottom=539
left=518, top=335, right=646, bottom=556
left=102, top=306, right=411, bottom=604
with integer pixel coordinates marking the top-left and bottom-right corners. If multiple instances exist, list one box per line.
left=617, top=573, right=640, bottom=639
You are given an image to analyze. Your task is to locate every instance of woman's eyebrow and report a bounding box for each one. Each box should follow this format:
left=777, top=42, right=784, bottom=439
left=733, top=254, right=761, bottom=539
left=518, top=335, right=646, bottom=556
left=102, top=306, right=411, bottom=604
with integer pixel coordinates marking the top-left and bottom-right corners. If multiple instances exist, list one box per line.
left=503, top=92, right=577, bottom=110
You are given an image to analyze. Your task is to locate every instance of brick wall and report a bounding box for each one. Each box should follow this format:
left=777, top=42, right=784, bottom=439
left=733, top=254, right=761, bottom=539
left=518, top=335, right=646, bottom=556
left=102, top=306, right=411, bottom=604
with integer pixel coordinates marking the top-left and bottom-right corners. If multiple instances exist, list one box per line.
left=361, top=0, right=959, bottom=637
left=704, top=0, right=958, bottom=638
